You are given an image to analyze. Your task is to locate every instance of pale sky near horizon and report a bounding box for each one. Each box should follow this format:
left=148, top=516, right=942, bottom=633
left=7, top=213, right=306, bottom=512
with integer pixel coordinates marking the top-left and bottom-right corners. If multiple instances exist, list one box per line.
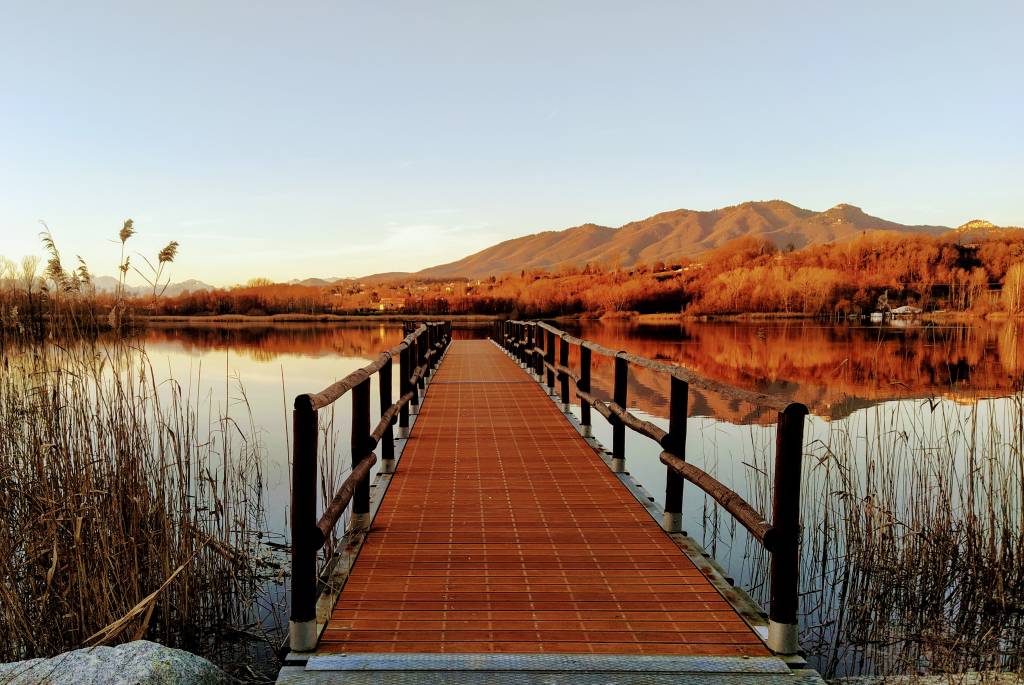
left=2, top=1, right=1022, bottom=286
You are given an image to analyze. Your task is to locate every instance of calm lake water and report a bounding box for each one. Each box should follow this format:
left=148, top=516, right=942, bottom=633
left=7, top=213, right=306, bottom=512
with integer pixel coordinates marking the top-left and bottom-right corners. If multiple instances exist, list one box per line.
left=139, top=319, right=1023, bottom=678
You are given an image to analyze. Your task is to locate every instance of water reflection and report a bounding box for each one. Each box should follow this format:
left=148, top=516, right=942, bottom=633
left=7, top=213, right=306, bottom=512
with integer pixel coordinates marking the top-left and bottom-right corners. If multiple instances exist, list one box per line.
left=561, top=320, right=1024, bottom=424
left=133, top=320, right=1020, bottom=678
left=146, top=322, right=402, bottom=362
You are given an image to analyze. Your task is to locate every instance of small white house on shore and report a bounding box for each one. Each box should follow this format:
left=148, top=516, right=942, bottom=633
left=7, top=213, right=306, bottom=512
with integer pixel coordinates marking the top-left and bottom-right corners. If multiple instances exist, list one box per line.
left=890, top=305, right=923, bottom=318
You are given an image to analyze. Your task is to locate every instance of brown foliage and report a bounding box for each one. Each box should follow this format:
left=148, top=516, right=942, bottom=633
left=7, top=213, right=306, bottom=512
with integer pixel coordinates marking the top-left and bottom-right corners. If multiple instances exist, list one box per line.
left=120, top=231, right=1024, bottom=319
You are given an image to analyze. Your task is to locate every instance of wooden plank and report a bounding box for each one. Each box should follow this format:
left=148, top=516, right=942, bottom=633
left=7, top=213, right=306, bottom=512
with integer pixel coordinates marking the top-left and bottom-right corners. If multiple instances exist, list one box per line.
left=317, top=340, right=770, bottom=657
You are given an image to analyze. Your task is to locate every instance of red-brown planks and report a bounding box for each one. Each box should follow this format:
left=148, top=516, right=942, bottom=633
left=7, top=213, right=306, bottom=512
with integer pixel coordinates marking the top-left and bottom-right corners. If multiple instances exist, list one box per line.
left=319, top=340, right=768, bottom=656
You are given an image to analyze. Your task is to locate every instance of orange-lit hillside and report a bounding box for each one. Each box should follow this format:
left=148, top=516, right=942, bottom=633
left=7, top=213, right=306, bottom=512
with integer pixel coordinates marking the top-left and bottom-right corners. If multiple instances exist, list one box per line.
left=134, top=230, right=1024, bottom=318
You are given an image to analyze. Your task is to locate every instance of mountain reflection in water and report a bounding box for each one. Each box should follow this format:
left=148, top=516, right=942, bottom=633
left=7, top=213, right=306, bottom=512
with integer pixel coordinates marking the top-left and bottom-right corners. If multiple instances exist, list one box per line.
left=146, top=319, right=1024, bottom=425
left=561, top=320, right=1024, bottom=424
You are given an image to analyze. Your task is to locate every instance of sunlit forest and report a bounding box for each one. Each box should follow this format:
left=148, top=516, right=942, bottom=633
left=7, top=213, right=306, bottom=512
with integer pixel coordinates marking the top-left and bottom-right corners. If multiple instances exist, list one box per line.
left=4, top=229, right=1024, bottom=321
left=165, top=231, right=1024, bottom=318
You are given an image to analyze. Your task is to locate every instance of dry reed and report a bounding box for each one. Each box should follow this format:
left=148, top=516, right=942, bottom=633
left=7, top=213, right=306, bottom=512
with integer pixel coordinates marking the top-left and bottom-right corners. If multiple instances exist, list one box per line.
left=0, top=319, right=281, bottom=679
left=697, top=393, right=1024, bottom=679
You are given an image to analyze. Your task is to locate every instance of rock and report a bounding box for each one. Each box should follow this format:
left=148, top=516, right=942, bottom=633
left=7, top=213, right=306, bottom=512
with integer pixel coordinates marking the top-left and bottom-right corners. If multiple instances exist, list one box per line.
left=0, top=640, right=238, bottom=685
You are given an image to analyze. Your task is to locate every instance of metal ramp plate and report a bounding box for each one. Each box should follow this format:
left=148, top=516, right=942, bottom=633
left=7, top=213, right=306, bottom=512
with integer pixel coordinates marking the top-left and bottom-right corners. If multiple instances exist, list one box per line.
left=276, top=653, right=826, bottom=684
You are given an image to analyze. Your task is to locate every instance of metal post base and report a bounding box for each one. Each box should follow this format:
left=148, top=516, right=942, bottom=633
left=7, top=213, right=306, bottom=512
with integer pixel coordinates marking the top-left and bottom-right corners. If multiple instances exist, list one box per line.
left=662, top=511, right=682, bottom=532
left=580, top=425, right=592, bottom=438
left=289, top=619, right=317, bottom=652
left=611, top=457, right=626, bottom=473
left=398, top=426, right=409, bottom=439
left=380, top=458, right=395, bottom=474
left=766, top=620, right=799, bottom=655
left=349, top=513, right=371, bottom=531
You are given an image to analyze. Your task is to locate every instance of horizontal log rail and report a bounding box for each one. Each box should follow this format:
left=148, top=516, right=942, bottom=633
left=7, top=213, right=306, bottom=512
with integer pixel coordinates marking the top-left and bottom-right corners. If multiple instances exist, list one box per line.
left=659, top=451, right=772, bottom=546
left=493, top=319, right=807, bottom=657
left=315, top=452, right=378, bottom=548
left=534, top=321, right=791, bottom=412
left=289, top=320, right=452, bottom=653
left=371, top=390, right=415, bottom=446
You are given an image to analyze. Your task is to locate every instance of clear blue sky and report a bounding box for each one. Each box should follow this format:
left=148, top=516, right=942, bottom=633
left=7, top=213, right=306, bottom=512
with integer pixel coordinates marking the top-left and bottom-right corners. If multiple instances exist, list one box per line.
left=2, top=1, right=1021, bottom=285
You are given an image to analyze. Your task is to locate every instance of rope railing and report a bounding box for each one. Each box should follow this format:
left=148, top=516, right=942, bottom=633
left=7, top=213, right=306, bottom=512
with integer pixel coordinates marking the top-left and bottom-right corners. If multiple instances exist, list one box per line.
left=289, top=320, right=452, bottom=653
left=493, top=319, right=807, bottom=656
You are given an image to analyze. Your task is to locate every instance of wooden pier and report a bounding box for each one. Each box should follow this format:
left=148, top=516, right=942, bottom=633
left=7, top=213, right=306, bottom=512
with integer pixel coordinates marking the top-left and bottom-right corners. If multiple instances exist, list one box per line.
left=277, top=322, right=823, bottom=684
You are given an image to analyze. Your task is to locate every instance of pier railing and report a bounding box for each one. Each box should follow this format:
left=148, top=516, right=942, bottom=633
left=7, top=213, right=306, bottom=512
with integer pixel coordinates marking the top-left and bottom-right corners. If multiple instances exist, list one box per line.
left=494, top=320, right=807, bottom=656
left=289, top=320, right=452, bottom=652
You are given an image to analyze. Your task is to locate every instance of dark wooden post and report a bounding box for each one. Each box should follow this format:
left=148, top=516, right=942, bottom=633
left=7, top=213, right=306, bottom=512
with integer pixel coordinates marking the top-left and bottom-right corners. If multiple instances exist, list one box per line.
left=526, top=323, right=534, bottom=377
left=289, top=395, right=318, bottom=651
left=520, top=323, right=527, bottom=365
left=767, top=402, right=808, bottom=655
left=533, top=324, right=543, bottom=378
left=433, top=323, right=440, bottom=367
left=416, top=330, right=426, bottom=391
left=435, top=323, right=443, bottom=364
left=558, top=335, right=570, bottom=408
left=351, top=378, right=372, bottom=529
left=663, top=376, right=688, bottom=532
left=380, top=354, right=394, bottom=469
left=579, top=346, right=591, bottom=435
left=524, top=323, right=532, bottom=368
left=400, top=344, right=413, bottom=428
left=545, top=329, right=556, bottom=393
left=531, top=323, right=540, bottom=375
left=611, top=353, right=628, bottom=472
left=427, top=324, right=436, bottom=375
left=525, top=323, right=533, bottom=374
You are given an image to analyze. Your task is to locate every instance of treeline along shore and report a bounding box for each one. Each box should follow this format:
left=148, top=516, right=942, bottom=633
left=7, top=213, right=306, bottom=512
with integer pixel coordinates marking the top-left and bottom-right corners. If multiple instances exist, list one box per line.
left=4, top=227, right=1024, bottom=328
left=90, top=230, right=1024, bottom=321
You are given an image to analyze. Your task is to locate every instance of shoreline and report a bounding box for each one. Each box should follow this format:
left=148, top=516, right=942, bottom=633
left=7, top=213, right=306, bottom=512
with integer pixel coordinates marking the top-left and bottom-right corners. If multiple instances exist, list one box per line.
left=140, top=310, right=1019, bottom=326
left=144, top=313, right=502, bottom=325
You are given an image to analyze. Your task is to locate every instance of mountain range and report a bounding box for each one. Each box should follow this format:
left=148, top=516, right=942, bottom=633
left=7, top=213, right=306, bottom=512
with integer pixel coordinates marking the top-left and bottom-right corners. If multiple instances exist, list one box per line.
left=91, top=276, right=216, bottom=297
left=88, top=201, right=1018, bottom=289
left=408, top=200, right=951, bottom=280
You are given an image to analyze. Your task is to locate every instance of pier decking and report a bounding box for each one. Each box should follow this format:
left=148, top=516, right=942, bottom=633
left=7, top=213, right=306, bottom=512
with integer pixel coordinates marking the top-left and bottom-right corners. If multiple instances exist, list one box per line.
left=279, top=333, right=823, bottom=683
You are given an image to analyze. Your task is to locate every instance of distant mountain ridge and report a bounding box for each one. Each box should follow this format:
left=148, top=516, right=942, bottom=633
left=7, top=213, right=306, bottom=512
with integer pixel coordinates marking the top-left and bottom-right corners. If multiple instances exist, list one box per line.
left=286, top=277, right=348, bottom=287
left=92, top=276, right=215, bottom=297
left=408, top=200, right=951, bottom=279
left=946, top=218, right=1024, bottom=244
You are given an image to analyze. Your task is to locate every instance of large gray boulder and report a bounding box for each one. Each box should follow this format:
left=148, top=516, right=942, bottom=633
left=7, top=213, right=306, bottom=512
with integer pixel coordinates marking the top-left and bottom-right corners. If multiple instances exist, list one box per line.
left=0, top=641, right=237, bottom=684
